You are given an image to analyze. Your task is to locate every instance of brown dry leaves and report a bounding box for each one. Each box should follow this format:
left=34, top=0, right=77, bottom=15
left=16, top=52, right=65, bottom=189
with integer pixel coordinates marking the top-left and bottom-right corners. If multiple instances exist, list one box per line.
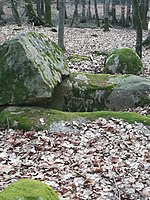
left=0, top=118, right=150, bottom=200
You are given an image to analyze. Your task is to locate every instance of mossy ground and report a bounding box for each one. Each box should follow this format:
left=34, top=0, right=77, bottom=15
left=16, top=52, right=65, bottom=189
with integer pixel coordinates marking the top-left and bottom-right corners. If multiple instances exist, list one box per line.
left=0, top=179, right=59, bottom=200
left=92, top=49, right=108, bottom=56
left=0, top=107, right=150, bottom=131
left=67, top=54, right=91, bottom=62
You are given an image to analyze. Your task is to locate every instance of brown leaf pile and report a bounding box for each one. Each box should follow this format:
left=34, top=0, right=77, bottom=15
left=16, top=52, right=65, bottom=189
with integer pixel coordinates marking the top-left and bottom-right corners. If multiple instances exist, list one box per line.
left=0, top=118, right=150, bottom=199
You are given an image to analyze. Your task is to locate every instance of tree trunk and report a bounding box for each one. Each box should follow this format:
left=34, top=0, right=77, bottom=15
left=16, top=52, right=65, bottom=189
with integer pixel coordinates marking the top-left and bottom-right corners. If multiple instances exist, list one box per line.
left=36, top=0, right=42, bottom=18
left=94, top=0, right=100, bottom=27
left=11, top=0, right=21, bottom=26
left=41, top=0, right=44, bottom=15
left=71, top=0, right=79, bottom=27
left=104, top=0, right=109, bottom=31
left=25, top=0, right=36, bottom=20
left=58, top=0, right=65, bottom=50
left=87, top=0, right=92, bottom=20
left=0, top=2, right=4, bottom=20
left=81, top=0, right=86, bottom=23
left=132, top=0, right=143, bottom=58
left=121, top=0, right=125, bottom=26
left=44, top=0, right=52, bottom=26
left=111, top=0, right=117, bottom=24
left=65, top=3, right=68, bottom=19
left=139, top=0, right=149, bottom=29
left=126, top=0, right=131, bottom=26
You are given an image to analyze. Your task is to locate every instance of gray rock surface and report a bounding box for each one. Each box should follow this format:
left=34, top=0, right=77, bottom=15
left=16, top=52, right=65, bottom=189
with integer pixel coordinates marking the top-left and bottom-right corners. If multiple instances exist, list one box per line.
left=107, top=75, right=150, bottom=110
left=0, top=31, right=69, bottom=106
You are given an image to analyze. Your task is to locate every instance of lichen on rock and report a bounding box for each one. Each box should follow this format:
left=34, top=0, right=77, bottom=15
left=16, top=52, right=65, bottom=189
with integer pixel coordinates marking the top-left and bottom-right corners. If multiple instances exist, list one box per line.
left=103, top=47, right=143, bottom=75
left=0, top=31, right=69, bottom=106
left=0, top=179, right=59, bottom=200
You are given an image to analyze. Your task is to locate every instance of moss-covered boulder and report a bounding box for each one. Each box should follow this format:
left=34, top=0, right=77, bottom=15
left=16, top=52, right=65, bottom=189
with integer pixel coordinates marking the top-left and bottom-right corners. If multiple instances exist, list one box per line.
left=50, top=73, right=150, bottom=111
left=50, top=73, right=114, bottom=112
left=0, top=179, right=59, bottom=200
left=0, top=31, right=69, bottom=106
left=103, top=47, right=143, bottom=75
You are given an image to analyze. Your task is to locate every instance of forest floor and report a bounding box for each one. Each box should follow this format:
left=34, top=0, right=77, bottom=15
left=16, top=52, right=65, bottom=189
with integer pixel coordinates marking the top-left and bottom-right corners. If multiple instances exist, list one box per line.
left=0, top=25, right=150, bottom=199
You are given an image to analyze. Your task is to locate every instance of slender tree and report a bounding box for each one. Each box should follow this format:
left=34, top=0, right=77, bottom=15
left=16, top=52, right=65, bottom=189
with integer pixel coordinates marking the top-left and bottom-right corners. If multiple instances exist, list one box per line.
left=132, top=0, right=143, bottom=58
left=139, top=0, right=149, bottom=29
left=44, top=0, right=52, bottom=26
left=25, top=0, right=36, bottom=20
left=36, top=0, right=42, bottom=19
left=0, top=2, right=4, bottom=21
left=87, top=0, right=92, bottom=20
left=94, top=0, right=100, bottom=27
left=71, top=0, right=79, bottom=27
left=104, top=0, right=109, bottom=31
left=81, top=0, right=86, bottom=23
left=126, top=0, right=131, bottom=26
left=58, top=0, right=65, bottom=50
left=11, top=0, right=21, bottom=26
left=121, top=0, right=125, bottom=26
left=111, top=0, right=117, bottom=24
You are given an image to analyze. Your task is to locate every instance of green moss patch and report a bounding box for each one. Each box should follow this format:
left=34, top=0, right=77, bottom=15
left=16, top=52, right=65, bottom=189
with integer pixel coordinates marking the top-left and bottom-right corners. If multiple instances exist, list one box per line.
left=79, top=111, right=150, bottom=125
left=92, top=49, right=108, bottom=56
left=0, top=107, right=150, bottom=131
left=67, top=54, right=91, bottom=62
left=104, top=47, right=143, bottom=75
left=0, top=179, right=59, bottom=200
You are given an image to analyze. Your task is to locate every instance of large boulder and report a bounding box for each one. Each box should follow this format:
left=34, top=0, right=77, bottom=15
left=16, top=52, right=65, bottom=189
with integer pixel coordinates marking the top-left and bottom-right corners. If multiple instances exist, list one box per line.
left=0, top=31, right=69, bottom=106
left=103, top=47, right=143, bottom=75
left=0, top=179, right=59, bottom=200
left=106, top=75, right=150, bottom=110
left=50, top=73, right=150, bottom=111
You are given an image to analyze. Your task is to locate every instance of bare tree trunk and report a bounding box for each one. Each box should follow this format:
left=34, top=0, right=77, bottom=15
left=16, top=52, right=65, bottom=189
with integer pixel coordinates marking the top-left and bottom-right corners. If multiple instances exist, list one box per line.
left=139, top=0, right=149, bottom=29
left=41, top=0, right=44, bottom=15
left=111, top=0, right=117, bottom=24
left=36, top=0, right=42, bottom=18
left=81, top=0, right=86, bottom=23
left=126, top=0, right=131, bottom=26
left=65, top=2, right=68, bottom=19
left=0, top=2, right=4, bottom=20
left=121, top=0, right=125, bottom=26
left=71, top=0, right=79, bottom=27
left=11, top=0, right=21, bottom=26
left=104, top=0, right=109, bottom=31
left=58, top=0, right=65, bottom=50
left=132, top=0, right=142, bottom=58
left=44, top=0, right=52, bottom=26
left=87, top=0, right=92, bottom=20
left=25, top=0, right=36, bottom=20
left=94, top=0, right=100, bottom=27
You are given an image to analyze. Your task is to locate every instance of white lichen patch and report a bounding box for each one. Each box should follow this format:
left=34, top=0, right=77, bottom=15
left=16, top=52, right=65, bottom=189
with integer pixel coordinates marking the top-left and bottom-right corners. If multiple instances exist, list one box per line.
left=74, top=74, right=89, bottom=84
left=107, top=55, right=119, bottom=74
